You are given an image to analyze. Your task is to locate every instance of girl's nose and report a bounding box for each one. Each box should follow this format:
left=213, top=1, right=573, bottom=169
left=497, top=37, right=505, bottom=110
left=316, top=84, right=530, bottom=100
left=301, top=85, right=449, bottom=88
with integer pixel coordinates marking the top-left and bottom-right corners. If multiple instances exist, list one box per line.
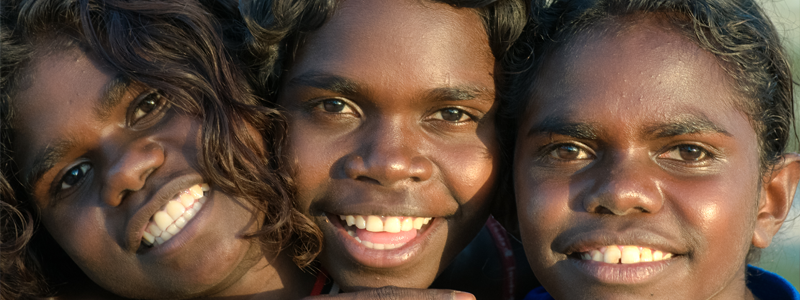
left=344, top=121, right=433, bottom=186
left=101, top=138, right=165, bottom=206
left=582, top=155, right=663, bottom=215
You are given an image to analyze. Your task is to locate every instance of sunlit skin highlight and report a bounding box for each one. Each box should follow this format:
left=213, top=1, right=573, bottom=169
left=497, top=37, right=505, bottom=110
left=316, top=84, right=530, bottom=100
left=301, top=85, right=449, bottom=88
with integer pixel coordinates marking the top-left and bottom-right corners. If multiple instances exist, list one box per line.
left=11, top=47, right=312, bottom=299
left=515, top=20, right=799, bottom=300
left=278, top=0, right=499, bottom=291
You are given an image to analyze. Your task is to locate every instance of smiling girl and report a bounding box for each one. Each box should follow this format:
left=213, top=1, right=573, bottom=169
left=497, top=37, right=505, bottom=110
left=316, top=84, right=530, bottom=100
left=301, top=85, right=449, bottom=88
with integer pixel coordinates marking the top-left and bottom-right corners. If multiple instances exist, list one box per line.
left=510, top=0, right=800, bottom=299
left=0, top=0, right=320, bottom=298
left=237, top=0, right=535, bottom=297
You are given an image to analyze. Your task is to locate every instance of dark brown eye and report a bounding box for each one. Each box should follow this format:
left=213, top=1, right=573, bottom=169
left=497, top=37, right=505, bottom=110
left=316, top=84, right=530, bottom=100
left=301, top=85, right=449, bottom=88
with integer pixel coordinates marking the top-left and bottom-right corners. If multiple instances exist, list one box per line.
left=659, top=144, right=711, bottom=162
left=131, top=91, right=164, bottom=124
left=322, top=99, right=346, bottom=112
left=433, top=108, right=471, bottom=122
left=678, top=145, right=706, bottom=161
left=549, top=144, right=592, bottom=160
left=60, top=163, right=91, bottom=190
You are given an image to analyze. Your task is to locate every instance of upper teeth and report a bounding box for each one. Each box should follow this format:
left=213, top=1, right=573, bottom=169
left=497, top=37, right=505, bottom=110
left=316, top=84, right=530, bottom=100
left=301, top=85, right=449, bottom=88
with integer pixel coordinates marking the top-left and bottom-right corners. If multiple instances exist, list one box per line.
left=338, top=215, right=432, bottom=233
left=141, top=183, right=209, bottom=246
left=579, top=245, right=674, bottom=264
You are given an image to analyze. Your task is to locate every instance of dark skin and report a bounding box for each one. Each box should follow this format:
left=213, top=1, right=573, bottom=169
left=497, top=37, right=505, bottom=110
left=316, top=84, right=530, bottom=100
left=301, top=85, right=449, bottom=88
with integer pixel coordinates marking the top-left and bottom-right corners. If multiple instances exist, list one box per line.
left=278, top=0, right=499, bottom=292
left=514, top=20, right=800, bottom=300
left=11, top=46, right=314, bottom=299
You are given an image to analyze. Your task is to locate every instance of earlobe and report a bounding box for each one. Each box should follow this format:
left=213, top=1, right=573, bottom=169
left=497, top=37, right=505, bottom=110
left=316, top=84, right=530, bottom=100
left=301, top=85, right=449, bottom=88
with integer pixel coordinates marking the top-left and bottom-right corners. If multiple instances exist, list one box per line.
left=753, top=153, right=800, bottom=248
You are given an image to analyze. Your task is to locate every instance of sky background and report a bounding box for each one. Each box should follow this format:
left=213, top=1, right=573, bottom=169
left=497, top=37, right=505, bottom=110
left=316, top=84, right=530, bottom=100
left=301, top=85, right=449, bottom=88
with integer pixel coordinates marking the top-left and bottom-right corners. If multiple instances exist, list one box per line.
left=757, top=0, right=800, bottom=288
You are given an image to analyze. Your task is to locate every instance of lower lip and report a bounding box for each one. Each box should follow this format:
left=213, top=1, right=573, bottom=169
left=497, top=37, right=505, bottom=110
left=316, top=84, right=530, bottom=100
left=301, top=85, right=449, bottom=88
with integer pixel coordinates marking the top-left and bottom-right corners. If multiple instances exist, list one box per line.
left=138, top=197, right=211, bottom=256
left=327, top=214, right=439, bottom=269
left=567, top=257, right=676, bottom=284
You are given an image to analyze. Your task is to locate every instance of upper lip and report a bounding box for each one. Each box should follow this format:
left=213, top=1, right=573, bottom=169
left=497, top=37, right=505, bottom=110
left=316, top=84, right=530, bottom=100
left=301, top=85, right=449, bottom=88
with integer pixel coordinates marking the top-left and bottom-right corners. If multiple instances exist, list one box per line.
left=553, top=225, right=687, bottom=256
left=124, top=173, right=205, bottom=252
left=309, top=183, right=456, bottom=219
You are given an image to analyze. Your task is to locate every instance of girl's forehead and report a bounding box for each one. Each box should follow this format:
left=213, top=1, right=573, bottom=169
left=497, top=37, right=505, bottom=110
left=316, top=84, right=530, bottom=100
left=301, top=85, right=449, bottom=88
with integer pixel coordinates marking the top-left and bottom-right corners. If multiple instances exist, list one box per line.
left=290, top=0, right=493, bottom=80
left=523, top=19, right=753, bottom=141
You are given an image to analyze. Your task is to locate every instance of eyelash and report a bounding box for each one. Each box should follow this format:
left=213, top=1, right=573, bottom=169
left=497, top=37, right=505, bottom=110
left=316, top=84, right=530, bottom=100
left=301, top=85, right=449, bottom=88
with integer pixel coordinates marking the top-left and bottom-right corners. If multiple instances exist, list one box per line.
left=58, top=162, right=92, bottom=191
left=539, top=142, right=715, bottom=166
left=541, top=142, right=595, bottom=162
left=658, top=144, right=715, bottom=163
left=310, top=98, right=478, bottom=124
left=128, top=90, right=167, bottom=127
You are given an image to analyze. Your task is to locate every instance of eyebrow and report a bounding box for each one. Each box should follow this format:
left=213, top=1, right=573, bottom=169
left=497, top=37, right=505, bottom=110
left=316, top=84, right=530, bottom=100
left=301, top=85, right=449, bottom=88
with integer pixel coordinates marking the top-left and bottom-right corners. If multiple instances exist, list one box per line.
left=644, top=115, right=732, bottom=138
left=526, top=114, right=731, bottom=141
left=94, top=75, right=131, bottom=121
left=285, top=73, right=362, bottom=96
left=22, top=75, right=129, bottom=190
left=527, top=115, right=599, bottom=140
left=285, top=72, right=493, bottom=102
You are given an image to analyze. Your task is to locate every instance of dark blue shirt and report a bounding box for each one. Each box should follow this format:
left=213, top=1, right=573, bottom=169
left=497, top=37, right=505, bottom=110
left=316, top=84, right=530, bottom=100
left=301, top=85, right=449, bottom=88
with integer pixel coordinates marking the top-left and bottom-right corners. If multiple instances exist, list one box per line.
left=523, top=265, right=798, bottom=300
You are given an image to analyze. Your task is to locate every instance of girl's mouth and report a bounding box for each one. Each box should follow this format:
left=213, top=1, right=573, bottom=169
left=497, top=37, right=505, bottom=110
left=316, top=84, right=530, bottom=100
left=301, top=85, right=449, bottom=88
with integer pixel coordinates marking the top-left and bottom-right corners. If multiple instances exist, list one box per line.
left=335, top=215, right=433, bottom=250
left=141, top=183, right=209, bottom=246
left=571, top=244, right=675, bottom=264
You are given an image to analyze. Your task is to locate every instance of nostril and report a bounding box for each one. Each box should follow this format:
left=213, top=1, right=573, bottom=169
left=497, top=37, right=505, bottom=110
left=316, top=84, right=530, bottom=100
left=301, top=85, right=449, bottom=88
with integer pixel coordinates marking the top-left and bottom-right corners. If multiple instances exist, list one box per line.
left=355, top=176, right=380, bottom=184
left=595, top=206, right=614, bottom=215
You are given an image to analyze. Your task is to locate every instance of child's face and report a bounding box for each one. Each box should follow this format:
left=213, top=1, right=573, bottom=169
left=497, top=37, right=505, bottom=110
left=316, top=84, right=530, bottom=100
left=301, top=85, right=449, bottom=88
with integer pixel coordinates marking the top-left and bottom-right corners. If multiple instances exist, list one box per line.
left=515, top=23, right=770, bottom=299
left=277, top=0, right=498, bottom=290
left=11, top=48, right=268, bottom=298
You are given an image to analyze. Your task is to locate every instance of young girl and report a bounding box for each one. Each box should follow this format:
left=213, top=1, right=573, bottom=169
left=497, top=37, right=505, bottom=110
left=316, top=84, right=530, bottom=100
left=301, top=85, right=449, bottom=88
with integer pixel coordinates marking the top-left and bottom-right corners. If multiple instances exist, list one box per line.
left=237, top=0, right=538, bottom=298
left=0, top=0, right=321, bottom=298
left=510, top=0, right=800, bottom=299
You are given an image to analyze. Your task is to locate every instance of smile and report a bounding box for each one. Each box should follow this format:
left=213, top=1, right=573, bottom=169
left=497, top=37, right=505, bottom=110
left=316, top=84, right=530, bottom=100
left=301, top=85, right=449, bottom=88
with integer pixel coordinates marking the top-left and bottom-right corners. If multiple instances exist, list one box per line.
left=337, top=215, right=433, bottom=250
left=141, top=183, right=209, bottom=246
left=575, top=245, right=675, bottom=264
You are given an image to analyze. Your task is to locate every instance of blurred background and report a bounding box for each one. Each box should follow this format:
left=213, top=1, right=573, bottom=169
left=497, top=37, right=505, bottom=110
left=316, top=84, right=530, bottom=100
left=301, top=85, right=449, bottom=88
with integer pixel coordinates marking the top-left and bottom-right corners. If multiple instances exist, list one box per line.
left=757, top=0, right=800, bottom=289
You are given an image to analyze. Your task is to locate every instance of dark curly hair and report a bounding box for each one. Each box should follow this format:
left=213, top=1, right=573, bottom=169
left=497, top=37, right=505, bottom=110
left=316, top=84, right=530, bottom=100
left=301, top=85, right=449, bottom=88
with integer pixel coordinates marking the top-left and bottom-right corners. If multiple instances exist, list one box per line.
left=236, top=0, right=529, bottom=105
left=0, top=0, right=321, bottom=298
left=503, top=0, right=795, bottom=262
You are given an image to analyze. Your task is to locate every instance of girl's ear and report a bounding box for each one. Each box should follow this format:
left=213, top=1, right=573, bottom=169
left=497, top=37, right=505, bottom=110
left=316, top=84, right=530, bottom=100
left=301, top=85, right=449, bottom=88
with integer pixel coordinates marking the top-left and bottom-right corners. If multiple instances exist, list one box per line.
left=753, top=153, right=800, bottom=248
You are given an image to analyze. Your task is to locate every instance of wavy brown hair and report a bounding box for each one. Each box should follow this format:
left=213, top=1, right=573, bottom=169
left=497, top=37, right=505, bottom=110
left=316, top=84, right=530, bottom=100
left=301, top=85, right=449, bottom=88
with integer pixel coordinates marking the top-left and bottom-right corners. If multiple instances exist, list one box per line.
left=0, top=0, right=321, bottom=298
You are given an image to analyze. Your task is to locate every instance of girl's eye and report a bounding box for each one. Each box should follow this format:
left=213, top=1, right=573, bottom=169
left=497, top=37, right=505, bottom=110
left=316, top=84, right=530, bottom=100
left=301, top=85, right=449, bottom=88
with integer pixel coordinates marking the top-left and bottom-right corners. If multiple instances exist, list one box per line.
left=317, top=99, right=355, bottom=114
left=660, top=144, right=710, bottom=162
left=60, top=163, right=92, bottom=190
left=549, top=143, right=593, bottom=160
left=130, top=91, right=166, bottom=125
left=432, top=108, right=472, bottom=123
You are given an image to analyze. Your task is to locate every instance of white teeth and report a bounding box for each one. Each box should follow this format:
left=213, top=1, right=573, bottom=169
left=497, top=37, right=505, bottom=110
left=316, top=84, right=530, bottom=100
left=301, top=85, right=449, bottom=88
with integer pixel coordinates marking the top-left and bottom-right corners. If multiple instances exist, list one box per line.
left=142, top=183, right=207, bottom=247
left=166, top=224, right=180, bottom=235
left=413, top=218, right=425, bottom=230
left=335, top=215, right=435, bottom=250
left=620, top=246, right=640, bottom=264
left=366, top=216, right=383, bottom=232
left=180, top=193, right=195, bottom=207
left=401, top=218, right=413, bottom=231
left=384, top=217, right=401, bottom=233
left=166, top=201, right=186, bottom=219
left=175, top=217, right=187, bottom=229
left=189, top=185, right=204, bottom=198
left=579, top=245, right=675, bottom=264
left=641, top=248, right=653, bottom=262
left=604, top=246, right=621, bottom=263
left=148, top=223, right=163, bottom=236
left=336, top=215, right=433, bottom=233
left=142, top=231, right=155, bottom=245
left=184, top=209, right=195, bottom=221
left=355, top=216, right=366, bottom=229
